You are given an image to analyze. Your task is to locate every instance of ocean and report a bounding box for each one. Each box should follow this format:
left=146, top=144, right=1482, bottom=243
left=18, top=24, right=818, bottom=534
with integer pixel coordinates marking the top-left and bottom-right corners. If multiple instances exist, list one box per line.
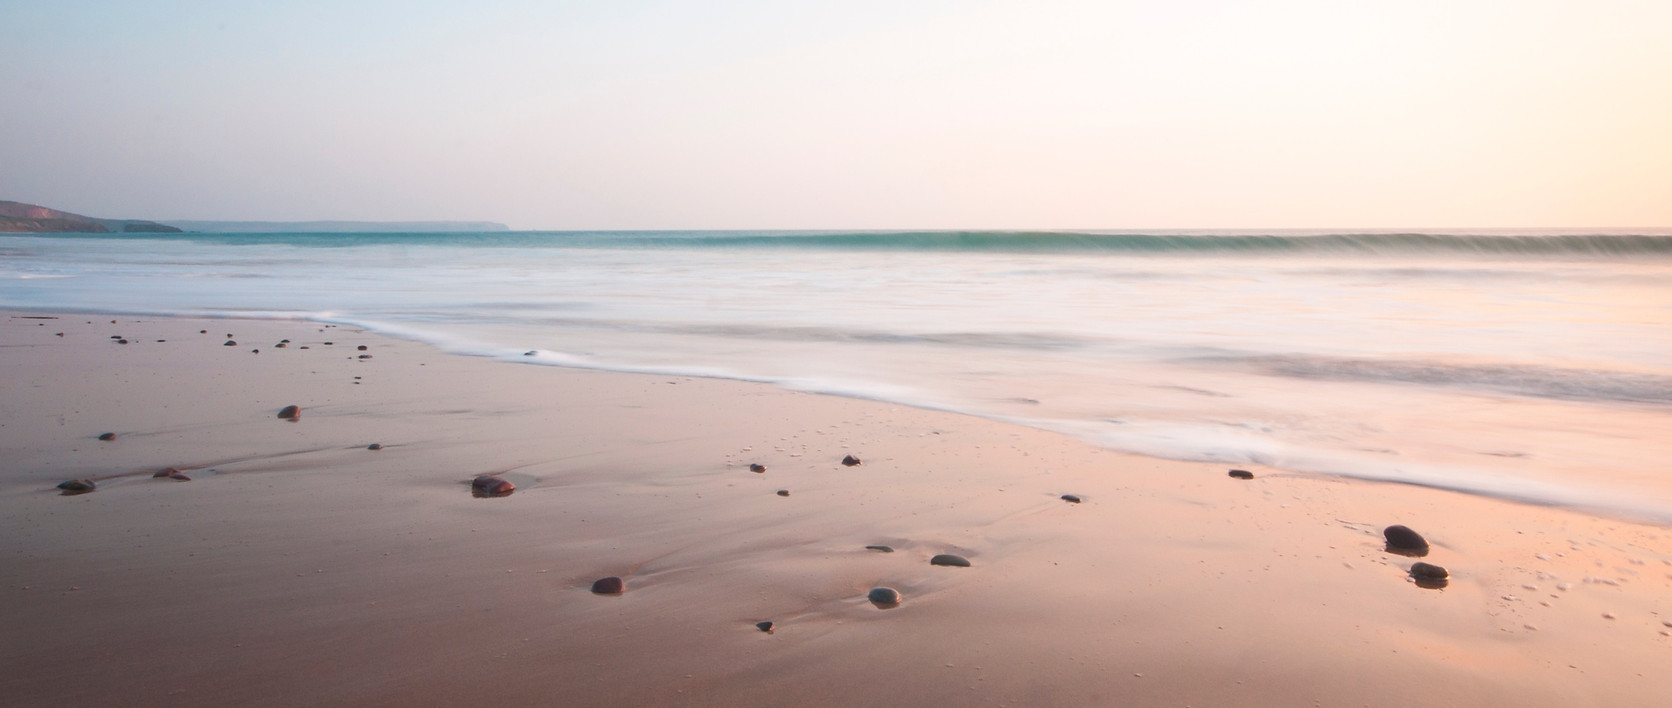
left=4, top=229, right=1671, bottom=520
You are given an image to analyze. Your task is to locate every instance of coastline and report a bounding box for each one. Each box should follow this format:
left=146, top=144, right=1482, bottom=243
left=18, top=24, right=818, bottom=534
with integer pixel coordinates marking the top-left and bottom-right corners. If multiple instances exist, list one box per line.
left=2, top=311, right=1668, bottom=706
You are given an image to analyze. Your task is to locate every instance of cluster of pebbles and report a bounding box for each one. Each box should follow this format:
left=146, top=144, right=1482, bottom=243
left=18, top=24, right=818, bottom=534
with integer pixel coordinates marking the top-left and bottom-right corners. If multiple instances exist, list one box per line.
left=50, top=325, right=1465, bottom=647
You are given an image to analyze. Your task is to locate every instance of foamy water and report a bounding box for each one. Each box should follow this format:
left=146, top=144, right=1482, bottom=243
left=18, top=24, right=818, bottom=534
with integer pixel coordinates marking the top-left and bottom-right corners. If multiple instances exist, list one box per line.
left=4, top=230, right=1671, bottom=519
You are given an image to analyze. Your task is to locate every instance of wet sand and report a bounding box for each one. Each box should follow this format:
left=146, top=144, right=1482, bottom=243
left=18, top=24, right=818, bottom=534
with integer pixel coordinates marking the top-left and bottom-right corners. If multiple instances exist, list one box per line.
left=2, top=312, right=1670, bottom=707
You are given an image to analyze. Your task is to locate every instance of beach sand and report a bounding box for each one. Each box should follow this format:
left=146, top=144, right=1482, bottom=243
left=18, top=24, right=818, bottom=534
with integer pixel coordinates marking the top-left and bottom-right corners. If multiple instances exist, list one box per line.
left=2, top=312, right=1669, bottom=707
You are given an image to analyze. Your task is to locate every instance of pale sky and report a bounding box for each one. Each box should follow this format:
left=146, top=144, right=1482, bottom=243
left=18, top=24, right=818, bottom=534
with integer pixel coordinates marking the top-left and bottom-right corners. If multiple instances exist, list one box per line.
left=2, top=0, right=1669, bottom=229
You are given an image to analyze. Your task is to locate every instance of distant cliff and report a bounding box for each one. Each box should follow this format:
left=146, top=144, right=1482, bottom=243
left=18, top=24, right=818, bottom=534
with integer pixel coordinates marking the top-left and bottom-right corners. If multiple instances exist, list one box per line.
left=0, top=200, right=183, bottom=234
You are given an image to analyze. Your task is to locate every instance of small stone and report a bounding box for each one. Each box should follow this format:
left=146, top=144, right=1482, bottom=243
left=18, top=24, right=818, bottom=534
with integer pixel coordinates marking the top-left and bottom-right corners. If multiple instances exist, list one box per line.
left=200, top=329, right=207, bottom=334
left=357, top=345, right=368, bottom=351
left=591, top=576, right=625, bottom=594
left=524, top=350, right=536, bottom=356
left=755, top=621, right=774, bottom=633
left=472, top=476, right=515, bottom=497
left=324, top=341, right=333, bottom=345
left=749, top=463, right=766, bottom=473
left=776, top=490, right=790, bottom=497
left=367, top=443, right=383, bottom=450
left=251, top=349, right=259, bottom=353
left=865, top=545, right=895, bottom=553
left=97, top=432, right=116, bottom=441
left=116, top=339, right=128, bottom=344
left=168, top=473, right=192, bottom=481
left=277, top=405, right=301, bottom=420
left=1061, top=494, right=1082, bottom=503
left=358, top=354, right=372, bottom=359
left=1228, top=469, right=1254, bottom=480
left=1383, top=525, right=1430, bottom=557
left=274, top=342, right=286, bottom=348
left=224, top=340, right=237, bottom=346
left=1410, top=562, right=1449, bottom=588
left=57, top=479, right=96, bottom=492
left=930, top=554, right=971, bottom=567
left=841, top=455, right=862, bottom=466
left=1602, top=612, right=1616, bottom=620
left=280, top=339, right=290, bottom=344
left=1409, top=562, right=1448, bottom=580
left=867, top=586, right=902, bottom=607
left=153, top=467, right=181, bottom=478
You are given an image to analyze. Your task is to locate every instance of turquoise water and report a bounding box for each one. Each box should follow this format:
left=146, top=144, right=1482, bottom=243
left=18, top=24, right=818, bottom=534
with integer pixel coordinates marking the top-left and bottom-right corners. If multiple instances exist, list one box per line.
left=5, top=229, right=1671, bottom=519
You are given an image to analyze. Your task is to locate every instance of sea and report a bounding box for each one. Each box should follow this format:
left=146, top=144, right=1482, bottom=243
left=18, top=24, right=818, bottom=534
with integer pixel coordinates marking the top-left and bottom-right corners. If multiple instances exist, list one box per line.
left=4, top=229, right=1671, bottom=521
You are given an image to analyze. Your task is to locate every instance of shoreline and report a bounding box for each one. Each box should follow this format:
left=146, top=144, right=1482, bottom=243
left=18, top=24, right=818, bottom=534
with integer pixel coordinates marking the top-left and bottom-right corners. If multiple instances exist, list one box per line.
left=7, top=303, right=1665, bottom=526
left=2, top=311, right=1669, bottom=706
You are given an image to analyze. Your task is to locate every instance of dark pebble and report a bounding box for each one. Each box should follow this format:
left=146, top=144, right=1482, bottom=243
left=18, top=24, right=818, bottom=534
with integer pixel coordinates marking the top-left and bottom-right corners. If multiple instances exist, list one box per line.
left=251, top=349, right=259, bottom=354
left=117, top=339, right=128, bottom=344
left=930, top=554, right=971, bottom=567
left=277, top=405, right=301, bottom=420
left=524, top=350, right=536, bottom=356
left=867, top=587, right=902, bottom=608
left=274, top=342, right=286, bottom=348
left=153, top=467, right=180, bottom=478
left=755, top=621, right=774, bottom=633
left=224, top=340, right=237, bottom=346
left=472, top=475, right=515, bottom=497
left=865, top=545, right=895, bottom=553
left=357, top=345, right=368, bottom=351
left=109, top=335, right=121, bottom=339
left=1228, top=469, right=1254, bottom=480
left=324, top=341, right=333, bottom=345
left=1384, top=525, right=1430, bottom=557
left=200, top=329, right=207, bottom=334
left=1061, top=494, right=1082, bottom=503
left=591, top=576, right=625, bottom=594
left=280, top=339, right=290, bottom=343
left=358, top=354, right=372, bottom=359
left=299, top=346, right=308, bottom=349
left=168, top=473, right=192, bottom=482
left=1409, top=562, right=1448, bottom=580
left=776, top=489, right=790, bottom=496
left=156, top=339, right=165, bottom=343
left=749, top=463, right=766, bottom=473
left=367, top=443, right=383, bottom=450
left=97, top=432, right=116, bottom=441
left=57, top=479, right=96, bottom=492
left=841, top=455, right=862, bottom=466
left=1410, top=562, right=1449, bottom=589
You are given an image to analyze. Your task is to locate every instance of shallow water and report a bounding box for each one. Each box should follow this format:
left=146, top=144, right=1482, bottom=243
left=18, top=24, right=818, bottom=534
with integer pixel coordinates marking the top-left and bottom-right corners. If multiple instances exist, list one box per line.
left=4, top=229, right=1670, bottom=519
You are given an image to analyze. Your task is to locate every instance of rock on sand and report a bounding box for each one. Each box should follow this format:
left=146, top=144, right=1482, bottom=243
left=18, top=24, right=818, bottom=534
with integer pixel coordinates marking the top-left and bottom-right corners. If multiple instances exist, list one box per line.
left=591, top=576, right=625, bottom=594
left=277, top=405, right=301, bottom=420
left=1410, top=562, right=1449, bottom=589
left=930, top=554, right=971, bottom=567
left=841, top=455, right=862, bottom=466
left=1228, top=469, right=1254, bottom=480
left=1384, top=525, right=1430, bottom=557
left=867, top=587, right=902, bottom=608
left=472, top=475, right=515, bottom=497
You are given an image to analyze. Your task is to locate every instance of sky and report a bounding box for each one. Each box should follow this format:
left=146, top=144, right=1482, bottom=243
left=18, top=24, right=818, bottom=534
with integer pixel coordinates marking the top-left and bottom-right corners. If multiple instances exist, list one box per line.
left=2, top=0, right=1670, bottom=229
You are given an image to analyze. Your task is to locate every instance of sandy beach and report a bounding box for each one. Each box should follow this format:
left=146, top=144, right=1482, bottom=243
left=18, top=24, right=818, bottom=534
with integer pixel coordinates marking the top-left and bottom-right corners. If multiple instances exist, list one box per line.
left=2, top=311, right=1669, bottom=707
